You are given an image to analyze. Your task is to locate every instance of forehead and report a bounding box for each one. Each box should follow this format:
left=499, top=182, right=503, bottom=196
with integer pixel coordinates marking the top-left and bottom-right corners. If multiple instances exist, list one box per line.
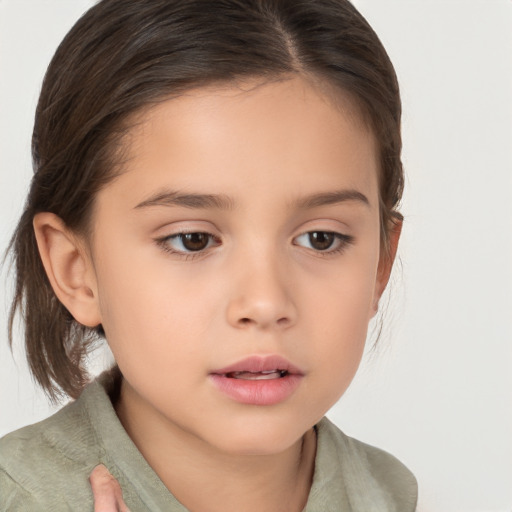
left=103, top=76, right=379, bottom=209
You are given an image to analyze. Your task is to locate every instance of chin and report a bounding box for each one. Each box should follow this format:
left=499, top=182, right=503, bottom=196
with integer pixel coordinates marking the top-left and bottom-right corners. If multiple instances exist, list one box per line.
left=216, top=436, right=299, bottom=457
left=206, top=415, right=310, bottom=457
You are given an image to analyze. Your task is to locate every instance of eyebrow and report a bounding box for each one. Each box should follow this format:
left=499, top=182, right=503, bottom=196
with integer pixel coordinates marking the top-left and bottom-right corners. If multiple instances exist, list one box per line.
left=134, top=188, right=369, bottom=211
left=135, top=190, right=235, bottom=210
left=294, top=190, right=370, bottom=209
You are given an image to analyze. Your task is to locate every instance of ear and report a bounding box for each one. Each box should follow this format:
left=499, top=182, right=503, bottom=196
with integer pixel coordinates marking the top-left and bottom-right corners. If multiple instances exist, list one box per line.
left=33, top=212, right=102, bottom=328
left=371, top=218, right=402, bottom=316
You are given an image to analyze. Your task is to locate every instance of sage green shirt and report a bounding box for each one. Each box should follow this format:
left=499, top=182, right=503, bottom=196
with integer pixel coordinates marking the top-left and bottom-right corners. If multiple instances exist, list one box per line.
left=0, top=373, right=417, bottom=511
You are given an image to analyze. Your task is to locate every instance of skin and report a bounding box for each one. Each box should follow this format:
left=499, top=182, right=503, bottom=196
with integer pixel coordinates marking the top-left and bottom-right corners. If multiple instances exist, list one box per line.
left=89, top=465, right=131, bottom=512
left=34, top=76, right=400, bottom=512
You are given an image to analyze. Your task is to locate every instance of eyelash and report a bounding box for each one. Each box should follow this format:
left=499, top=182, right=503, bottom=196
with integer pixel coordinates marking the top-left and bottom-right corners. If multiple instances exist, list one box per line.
left=293, top=232, right=354, bottom=257
left=155, top=230, right=354, bottom=259
left=156, top=231, right=221, bottom=260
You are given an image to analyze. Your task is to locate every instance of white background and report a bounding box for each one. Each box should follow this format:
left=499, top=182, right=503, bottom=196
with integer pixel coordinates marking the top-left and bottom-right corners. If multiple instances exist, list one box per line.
left=1, top=1, right=511, bottom=511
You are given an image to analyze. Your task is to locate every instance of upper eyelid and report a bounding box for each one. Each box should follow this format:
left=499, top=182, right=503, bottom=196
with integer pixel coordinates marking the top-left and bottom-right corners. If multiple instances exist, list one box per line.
left=292, top=228, right=352, bottom=242
left=152, top=215, right=350, bottom=234
left=292, top=217, right=352, bottom=235
left=154, top=225, right=220, bottom=240
left=293, top=231, right=353, bottom=245
left=294, top=227, right=348, bottom=237
left=156, top=232, right=220, bottom=257
left=164, top=228, right=217, bottom=236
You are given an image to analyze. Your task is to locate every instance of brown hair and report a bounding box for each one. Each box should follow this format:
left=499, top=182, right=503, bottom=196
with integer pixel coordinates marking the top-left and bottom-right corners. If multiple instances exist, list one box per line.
left=7, top=0, right=403, bottom=401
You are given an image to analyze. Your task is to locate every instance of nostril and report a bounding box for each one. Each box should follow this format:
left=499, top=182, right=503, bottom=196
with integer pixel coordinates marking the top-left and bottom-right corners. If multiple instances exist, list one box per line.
left=239, top=318, right=251, bottom=325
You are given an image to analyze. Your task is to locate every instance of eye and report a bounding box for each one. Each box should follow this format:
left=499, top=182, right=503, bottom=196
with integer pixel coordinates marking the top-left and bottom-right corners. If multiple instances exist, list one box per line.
left=158, top=232, right=220, bottom=254
left=294, top=231, right=353, bottom=254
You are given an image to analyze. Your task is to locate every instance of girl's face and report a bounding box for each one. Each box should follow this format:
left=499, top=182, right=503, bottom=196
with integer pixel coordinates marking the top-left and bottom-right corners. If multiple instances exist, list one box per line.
left=87, top=76, right=391, bottom=455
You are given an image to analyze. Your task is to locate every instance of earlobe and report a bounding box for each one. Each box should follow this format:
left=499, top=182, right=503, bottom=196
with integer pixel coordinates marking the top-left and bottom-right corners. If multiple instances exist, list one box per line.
left=372, top=218, right=402, bottom=315
left=33, top=212, right=101, bottom=328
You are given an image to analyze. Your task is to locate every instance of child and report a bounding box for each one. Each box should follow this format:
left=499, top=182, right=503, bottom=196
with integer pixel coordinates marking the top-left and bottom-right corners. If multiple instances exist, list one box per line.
left=0, top=0, right=417, bottom=510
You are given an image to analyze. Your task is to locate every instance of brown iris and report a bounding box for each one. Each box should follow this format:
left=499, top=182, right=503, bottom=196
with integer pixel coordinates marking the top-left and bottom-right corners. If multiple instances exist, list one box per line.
left=180, top=233, right=210, bottom=251
left=308, top=232, right=335, bottom=251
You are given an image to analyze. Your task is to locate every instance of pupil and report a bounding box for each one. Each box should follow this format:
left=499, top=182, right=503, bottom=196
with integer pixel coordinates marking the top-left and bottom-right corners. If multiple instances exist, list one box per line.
left=182, top=233, right=209, bottom=251
left=309, top=231, right=334, bottom=250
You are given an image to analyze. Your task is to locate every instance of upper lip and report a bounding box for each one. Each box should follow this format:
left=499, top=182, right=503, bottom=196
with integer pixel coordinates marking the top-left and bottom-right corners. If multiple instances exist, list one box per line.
left=211, top=355, right=304, bottom=375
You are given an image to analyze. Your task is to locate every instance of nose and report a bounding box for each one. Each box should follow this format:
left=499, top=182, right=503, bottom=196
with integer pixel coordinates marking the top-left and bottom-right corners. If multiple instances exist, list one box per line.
left=225, top=250, right=297, bottom=331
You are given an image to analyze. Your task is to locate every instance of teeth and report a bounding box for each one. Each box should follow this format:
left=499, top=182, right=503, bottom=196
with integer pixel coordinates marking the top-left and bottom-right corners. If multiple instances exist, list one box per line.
left=227, top=370, right=287, bottom=380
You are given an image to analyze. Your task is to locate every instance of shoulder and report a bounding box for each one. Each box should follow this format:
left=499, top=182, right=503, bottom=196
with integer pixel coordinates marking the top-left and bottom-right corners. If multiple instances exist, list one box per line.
left=0, top=385, right=105, bottom=510
left=315, top=417, right=418, bottom=511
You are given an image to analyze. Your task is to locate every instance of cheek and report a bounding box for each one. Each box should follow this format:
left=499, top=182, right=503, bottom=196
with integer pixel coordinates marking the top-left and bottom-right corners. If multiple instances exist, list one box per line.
left=304, top=248, right=379, bottom=330
left=299, top=249, right=379, bottom=392
left=93, top=242, right=221, bottom=369
left=311, top=289, right=370, bottom=373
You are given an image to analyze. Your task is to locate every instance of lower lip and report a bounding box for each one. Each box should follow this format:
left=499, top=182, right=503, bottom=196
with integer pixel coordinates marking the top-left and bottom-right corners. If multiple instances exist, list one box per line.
left=209, top=373, right=302, bottom=406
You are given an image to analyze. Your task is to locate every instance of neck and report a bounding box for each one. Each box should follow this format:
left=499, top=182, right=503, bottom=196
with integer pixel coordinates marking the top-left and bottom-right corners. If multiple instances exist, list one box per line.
left=115, top=379, right=317, bottom=512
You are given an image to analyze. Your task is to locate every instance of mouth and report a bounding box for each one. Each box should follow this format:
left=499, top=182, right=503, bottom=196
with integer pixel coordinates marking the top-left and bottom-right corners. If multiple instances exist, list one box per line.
left=224, top=370, right=289, bottom=380
left=211, top=355, right=303, bottom=379
left=209, top=355, right=303, bottom=405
